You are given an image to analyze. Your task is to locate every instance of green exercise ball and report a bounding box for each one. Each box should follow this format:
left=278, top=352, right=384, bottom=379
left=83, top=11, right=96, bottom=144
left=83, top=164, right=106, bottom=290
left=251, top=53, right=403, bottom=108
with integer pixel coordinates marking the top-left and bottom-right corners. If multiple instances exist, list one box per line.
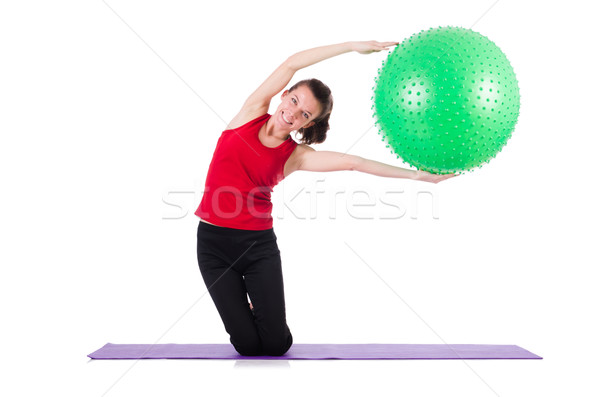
left=372, top=26, right=520, bottom=174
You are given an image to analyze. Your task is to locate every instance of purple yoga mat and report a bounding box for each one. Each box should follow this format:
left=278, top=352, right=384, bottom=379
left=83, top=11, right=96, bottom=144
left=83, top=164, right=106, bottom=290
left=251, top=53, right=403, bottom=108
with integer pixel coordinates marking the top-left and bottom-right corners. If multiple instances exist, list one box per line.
left=88, top=343, right=542, bottom=360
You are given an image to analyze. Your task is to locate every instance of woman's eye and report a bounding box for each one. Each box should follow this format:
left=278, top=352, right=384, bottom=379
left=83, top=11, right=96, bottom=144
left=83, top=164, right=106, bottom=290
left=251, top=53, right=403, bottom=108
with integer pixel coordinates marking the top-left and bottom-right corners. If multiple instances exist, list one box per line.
left=292, top=98, right=297, bottom=104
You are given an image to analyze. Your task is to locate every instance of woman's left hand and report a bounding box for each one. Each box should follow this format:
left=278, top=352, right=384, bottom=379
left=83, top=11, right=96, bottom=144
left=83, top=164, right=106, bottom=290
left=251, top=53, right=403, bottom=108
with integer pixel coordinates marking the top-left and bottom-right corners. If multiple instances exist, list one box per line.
left=413, top=169, right=458, bottom=184
left=350, top=40, right=399, bottom=54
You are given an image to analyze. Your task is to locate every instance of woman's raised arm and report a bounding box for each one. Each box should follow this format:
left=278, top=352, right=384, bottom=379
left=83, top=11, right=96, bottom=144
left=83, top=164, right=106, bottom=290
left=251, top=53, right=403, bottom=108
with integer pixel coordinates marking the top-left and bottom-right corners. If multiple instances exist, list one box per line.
left=241, top=41, right=398, bottom=112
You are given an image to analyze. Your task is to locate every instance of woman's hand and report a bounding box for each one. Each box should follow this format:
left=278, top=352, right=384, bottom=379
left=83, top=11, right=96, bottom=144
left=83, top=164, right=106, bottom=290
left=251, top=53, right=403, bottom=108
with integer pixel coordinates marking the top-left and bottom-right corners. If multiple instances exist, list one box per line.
left=413, top=170, right=458, bottom=184
left=350, top=40, right=399, bottom=54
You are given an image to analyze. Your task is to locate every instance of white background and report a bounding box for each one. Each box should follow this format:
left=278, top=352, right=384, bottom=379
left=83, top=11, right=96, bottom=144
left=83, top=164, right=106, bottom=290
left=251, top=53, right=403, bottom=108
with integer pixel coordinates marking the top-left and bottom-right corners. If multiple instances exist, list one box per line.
left=1, top=0, right=598, bottom=396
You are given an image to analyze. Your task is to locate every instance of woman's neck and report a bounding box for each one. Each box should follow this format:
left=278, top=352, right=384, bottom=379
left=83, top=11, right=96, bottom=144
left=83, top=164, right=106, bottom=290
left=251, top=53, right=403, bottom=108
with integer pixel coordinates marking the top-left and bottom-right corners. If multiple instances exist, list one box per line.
left=264, top=118, right=291, bottom=141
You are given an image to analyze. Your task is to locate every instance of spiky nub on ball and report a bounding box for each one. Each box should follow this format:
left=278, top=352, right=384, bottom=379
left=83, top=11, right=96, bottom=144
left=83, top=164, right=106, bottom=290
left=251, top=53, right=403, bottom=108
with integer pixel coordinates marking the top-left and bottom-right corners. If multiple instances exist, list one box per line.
left=372, top=26, right=520, bottom=174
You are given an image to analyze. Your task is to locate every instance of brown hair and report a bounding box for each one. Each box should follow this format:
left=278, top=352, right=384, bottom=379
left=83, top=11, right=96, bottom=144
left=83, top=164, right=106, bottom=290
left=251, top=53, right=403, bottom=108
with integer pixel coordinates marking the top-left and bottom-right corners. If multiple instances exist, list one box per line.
left=288, top=78, right=333, bottom=145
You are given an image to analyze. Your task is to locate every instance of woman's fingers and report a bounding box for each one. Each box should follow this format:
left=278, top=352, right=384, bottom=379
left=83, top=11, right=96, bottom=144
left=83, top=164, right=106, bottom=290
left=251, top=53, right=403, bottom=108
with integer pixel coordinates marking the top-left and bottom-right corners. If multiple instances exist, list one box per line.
left=354, top=40, right=399, bottom=54
left=417, top=170, right=459, bottom=183
left=377, top=41, right=399, bottom=48
left=437, top=173, right=458, bottom=183
left=376, top=42, right=399, bottom=51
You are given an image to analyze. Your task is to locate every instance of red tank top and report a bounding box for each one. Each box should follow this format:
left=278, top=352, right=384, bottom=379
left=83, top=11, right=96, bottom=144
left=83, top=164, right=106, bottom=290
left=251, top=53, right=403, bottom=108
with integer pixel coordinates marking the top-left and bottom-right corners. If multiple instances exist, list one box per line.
left=195, top=113, right=298, bottom=230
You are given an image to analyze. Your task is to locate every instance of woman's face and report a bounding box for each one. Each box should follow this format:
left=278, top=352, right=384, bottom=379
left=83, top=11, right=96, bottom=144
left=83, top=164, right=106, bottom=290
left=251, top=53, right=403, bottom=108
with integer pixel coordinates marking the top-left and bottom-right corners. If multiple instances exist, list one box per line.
left=275, top=85, right=322, bottom=131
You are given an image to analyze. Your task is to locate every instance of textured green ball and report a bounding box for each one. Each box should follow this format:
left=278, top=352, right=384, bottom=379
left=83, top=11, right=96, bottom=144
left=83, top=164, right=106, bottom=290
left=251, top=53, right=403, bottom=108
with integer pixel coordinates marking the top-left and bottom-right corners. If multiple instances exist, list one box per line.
left=372, top=26, right=520, bottom=174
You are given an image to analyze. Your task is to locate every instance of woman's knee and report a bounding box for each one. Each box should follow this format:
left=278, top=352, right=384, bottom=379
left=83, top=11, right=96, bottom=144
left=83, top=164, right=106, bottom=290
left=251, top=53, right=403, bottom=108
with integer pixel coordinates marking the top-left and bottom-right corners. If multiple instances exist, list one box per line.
left=234, top=343, right=262, bottom=356
left=230, top=328, right=262, bottom=356
left=233, top=335, right=293, bottom=356
left=261, top=333, right=293, bottom=356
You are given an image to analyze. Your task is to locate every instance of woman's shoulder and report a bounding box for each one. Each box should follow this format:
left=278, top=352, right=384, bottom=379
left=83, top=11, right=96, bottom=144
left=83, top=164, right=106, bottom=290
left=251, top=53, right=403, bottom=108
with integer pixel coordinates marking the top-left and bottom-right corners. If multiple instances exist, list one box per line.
left=285, top=143, right=314, bottom=177
left=225, top=104, right=270, bottom=131
left=295, top=143, right=314, bottom=153
left=288, top=143, right=314, bottom=165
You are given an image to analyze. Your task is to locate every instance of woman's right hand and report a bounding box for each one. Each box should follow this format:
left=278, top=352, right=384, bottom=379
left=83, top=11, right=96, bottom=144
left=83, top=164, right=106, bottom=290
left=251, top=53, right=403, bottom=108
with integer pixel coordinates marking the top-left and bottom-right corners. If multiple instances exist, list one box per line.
left=350, top=40, right=399, bottom=54
left=413, top=169, right=458, bottom=184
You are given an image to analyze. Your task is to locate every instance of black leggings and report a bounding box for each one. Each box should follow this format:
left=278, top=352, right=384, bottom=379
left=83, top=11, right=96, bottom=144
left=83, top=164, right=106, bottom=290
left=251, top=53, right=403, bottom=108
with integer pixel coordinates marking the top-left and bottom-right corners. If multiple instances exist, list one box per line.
left=196, top=220, right=293, bottom=356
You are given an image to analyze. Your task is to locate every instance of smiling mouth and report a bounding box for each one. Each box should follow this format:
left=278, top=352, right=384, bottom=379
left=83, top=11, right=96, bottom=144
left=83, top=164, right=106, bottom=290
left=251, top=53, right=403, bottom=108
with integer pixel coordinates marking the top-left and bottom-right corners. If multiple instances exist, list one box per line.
left=282, top=111, right=292, bottom=125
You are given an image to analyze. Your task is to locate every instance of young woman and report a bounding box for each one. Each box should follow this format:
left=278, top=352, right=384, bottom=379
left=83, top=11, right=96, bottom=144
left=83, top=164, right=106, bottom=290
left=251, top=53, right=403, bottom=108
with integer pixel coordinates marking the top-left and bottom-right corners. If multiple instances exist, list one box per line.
left=195, top=41, right=456, bottom=357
